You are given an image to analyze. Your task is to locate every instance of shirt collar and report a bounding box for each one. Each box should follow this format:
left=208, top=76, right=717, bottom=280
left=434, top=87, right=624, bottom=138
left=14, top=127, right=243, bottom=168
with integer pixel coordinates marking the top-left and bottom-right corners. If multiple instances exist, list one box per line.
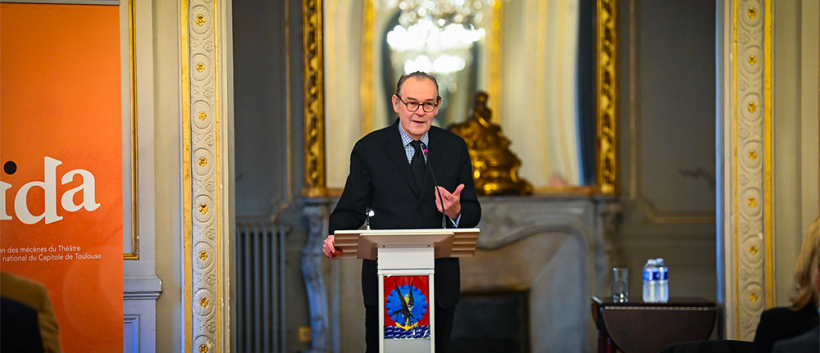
left=398, top=123, right=429, bottom=147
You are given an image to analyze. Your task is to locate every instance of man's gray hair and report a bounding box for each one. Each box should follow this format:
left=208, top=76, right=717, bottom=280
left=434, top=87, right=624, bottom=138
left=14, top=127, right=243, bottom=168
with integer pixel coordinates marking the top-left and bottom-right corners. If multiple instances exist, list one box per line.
left=395, top=71, right=440, bottom=99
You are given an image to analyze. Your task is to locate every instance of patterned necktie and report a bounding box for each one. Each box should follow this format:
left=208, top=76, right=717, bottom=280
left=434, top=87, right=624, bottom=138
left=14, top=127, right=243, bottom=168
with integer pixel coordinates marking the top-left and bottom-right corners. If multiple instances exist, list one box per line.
left=410, top=140, right=425, bottom=191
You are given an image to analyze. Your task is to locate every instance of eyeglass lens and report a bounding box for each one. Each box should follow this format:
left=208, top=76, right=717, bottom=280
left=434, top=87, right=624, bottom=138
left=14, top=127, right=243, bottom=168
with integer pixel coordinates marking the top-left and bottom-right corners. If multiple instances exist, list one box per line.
left=403, top=99, right=436, bottom=112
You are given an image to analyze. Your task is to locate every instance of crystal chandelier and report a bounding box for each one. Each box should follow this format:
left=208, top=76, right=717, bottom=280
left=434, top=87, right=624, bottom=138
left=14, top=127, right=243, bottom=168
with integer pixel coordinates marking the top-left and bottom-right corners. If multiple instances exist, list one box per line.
left=384, top=0, right=493, bottom=76
left=385, top=0, right=492, bottom=27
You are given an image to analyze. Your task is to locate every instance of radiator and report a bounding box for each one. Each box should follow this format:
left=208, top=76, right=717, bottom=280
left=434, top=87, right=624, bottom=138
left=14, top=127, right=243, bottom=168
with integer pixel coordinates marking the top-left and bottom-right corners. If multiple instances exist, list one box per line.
left=236, top=222, right=287, bottom=353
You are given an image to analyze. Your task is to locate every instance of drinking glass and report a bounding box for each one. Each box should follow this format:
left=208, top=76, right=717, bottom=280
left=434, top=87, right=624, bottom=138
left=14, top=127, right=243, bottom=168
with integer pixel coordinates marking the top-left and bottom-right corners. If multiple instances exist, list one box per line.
left=613, top=267, right=629, bottom=302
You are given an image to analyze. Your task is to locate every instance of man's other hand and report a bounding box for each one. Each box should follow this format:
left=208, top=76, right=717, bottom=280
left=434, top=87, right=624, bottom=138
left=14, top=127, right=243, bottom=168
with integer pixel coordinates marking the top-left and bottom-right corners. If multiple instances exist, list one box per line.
left=435, top=184, right=464, bottom=219
left=323, top=235, right=343, bottom=258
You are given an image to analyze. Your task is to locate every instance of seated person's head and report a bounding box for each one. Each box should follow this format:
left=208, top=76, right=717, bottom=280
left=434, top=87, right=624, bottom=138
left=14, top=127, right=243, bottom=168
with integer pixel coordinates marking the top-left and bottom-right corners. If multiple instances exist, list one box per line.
left=791, top=216, right=820, bottom=310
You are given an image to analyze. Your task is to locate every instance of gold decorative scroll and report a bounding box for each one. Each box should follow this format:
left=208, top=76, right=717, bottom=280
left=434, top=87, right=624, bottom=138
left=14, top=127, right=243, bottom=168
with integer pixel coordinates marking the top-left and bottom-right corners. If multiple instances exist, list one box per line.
left=302, top=0, right=327, bottom=197
left=597, top=0, right=618, bottom=194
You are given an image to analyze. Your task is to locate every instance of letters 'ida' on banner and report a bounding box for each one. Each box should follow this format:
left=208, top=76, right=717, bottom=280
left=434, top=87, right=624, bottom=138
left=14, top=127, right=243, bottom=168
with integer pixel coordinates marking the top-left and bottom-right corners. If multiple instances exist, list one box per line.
left=0, top=4, right=124, bottom=352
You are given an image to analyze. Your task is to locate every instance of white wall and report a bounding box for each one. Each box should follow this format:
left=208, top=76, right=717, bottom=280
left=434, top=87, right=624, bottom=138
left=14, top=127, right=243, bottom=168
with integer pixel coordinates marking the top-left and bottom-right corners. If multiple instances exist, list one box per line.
left=616, top=0, right=718, bottom=306
left=152, top=0, right=184, bottom=350
left=772, top=0, right=820, bottom=307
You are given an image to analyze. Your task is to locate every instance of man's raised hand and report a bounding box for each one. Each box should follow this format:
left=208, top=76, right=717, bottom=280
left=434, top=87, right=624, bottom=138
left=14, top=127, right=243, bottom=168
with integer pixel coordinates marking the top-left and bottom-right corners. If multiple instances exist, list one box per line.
left=434, top=183, right=464, bottom=219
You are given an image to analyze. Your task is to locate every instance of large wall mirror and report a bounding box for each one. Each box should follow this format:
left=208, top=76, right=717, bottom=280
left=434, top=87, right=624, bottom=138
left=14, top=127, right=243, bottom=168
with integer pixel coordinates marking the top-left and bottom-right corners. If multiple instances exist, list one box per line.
left=302, top=0, right=618, bottom=196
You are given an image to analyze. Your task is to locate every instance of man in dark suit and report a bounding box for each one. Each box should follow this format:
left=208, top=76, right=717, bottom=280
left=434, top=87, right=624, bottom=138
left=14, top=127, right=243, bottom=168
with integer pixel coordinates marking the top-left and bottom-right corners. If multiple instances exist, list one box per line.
left=322, top=71, right=481, bottom=352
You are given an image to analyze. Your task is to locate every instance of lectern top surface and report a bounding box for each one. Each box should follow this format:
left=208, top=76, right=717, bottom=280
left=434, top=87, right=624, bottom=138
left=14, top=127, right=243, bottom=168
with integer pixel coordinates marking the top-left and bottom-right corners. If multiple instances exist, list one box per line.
left=332, top=228, right=480, bottom=259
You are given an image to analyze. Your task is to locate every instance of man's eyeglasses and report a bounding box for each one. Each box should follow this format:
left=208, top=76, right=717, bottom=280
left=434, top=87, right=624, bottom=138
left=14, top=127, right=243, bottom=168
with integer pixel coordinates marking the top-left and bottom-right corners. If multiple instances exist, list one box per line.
left=396, top=96, right=438, bottom=113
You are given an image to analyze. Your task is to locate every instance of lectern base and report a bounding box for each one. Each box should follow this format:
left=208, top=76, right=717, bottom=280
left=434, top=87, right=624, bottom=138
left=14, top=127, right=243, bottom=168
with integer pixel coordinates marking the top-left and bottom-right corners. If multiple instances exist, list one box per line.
left=378, top=247, right=437, bottom=353
left=333, top=229, right=480, bottom=353
left=384, top=338, right=432, bottom=352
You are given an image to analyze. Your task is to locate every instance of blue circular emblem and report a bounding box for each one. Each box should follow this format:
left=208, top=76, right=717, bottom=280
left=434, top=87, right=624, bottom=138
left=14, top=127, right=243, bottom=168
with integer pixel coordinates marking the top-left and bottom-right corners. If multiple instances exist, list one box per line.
left=386, top=284, right=428, bottom=329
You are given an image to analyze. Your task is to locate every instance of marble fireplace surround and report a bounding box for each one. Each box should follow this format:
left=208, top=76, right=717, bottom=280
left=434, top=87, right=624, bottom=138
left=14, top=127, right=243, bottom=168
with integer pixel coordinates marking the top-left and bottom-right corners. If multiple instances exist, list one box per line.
left=302, top=195, right=621, bottom=352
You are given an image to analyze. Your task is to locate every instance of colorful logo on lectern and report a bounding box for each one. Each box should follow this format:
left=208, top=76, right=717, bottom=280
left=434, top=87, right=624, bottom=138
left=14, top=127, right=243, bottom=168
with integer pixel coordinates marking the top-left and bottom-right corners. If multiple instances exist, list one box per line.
left=384, top=277, right=430, bottom=338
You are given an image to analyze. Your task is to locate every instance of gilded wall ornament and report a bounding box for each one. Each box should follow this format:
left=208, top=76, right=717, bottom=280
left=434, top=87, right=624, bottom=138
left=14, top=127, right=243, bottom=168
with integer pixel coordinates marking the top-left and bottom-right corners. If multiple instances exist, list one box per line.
left=448, top=91, right=533, bottom=195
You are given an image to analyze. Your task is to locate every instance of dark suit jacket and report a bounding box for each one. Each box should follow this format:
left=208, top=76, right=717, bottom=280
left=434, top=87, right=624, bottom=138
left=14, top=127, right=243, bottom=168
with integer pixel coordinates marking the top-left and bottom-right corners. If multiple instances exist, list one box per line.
left=0, top=272, right=59, bottom=353
left=751, top=305, right=820, bottom=353
left=772, top=327, right=819, bottom=353
left=0, top=297, right=45, bottom=353
left=328, top=121, right=481, bottom=308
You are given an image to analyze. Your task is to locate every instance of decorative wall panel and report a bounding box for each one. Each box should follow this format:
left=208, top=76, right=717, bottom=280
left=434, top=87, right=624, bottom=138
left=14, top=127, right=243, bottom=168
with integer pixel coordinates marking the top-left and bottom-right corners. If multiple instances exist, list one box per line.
left=182, top=0, right=227, bottom=351
left=731, top=0, right=772, bottom=340
left=629, top=0, right=717, bottom=224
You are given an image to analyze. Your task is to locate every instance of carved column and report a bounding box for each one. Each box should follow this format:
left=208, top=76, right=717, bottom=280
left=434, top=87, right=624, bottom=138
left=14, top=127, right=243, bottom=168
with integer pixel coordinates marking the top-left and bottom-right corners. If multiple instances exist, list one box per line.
left=721, top=0, right=772, bottom=340
left=302, top=202, right=330, bottom=352
left=181, top=0, right=232, bottom=351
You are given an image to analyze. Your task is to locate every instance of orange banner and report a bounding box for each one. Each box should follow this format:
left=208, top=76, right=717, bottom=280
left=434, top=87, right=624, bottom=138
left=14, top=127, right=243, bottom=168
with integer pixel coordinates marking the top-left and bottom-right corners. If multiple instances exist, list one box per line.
left=1, top=3, right=123, bottom=352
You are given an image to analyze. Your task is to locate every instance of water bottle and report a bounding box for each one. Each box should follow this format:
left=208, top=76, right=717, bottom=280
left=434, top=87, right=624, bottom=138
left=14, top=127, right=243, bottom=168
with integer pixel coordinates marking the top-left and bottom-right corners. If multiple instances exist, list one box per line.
left=642, top=259, right=658, bottom=302
left=656, top=258, right=669, bottom=302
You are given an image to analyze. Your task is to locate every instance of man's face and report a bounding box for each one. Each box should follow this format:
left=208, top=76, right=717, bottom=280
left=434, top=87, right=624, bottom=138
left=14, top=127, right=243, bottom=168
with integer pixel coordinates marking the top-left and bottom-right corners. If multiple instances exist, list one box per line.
left=392, top=77, right=440, bottom=141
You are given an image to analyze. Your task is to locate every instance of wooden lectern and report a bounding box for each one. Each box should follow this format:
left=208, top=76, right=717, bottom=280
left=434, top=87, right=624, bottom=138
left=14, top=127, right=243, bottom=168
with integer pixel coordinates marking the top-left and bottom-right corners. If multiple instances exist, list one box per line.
left=334, top=228, right=480, bottom=353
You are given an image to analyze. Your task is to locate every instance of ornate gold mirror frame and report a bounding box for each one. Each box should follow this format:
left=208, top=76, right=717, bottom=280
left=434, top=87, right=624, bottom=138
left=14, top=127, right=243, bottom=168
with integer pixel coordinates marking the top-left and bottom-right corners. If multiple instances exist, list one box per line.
left=302, top=0, right=618, bottom=197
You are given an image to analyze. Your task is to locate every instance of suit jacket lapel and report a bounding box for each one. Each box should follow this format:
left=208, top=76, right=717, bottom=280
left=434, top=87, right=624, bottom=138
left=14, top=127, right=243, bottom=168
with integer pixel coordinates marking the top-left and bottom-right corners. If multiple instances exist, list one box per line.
left=384, top=123, right=421, bottom=197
